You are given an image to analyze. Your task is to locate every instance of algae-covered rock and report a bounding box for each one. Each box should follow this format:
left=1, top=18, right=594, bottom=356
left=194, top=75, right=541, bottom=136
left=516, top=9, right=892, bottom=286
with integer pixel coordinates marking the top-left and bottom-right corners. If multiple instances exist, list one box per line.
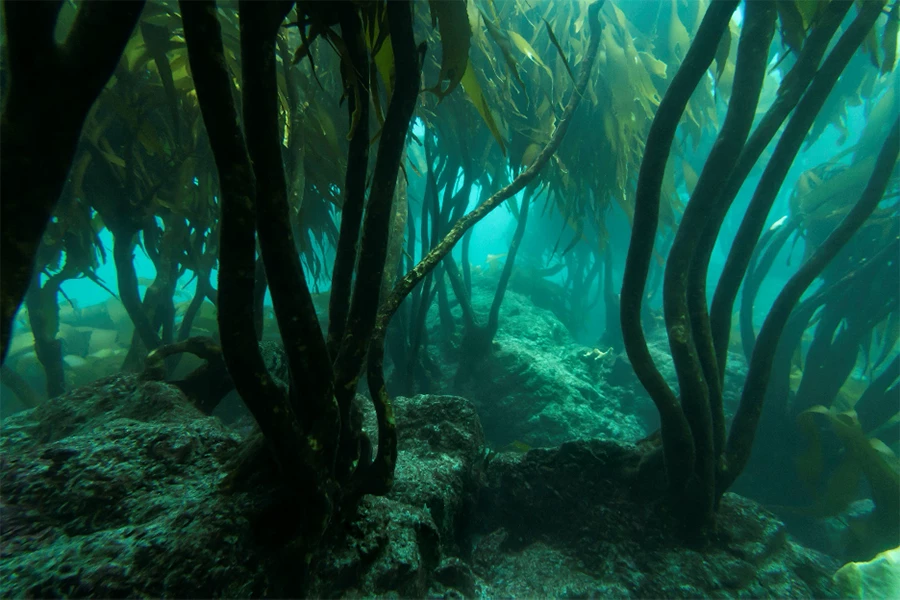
left=0, top=370, right=839, bottom=599
left=0, top=375, right=488, bottom=598
left=474, top=439, right=841, bottom=599
left=431, top=277, right=647, bottom=449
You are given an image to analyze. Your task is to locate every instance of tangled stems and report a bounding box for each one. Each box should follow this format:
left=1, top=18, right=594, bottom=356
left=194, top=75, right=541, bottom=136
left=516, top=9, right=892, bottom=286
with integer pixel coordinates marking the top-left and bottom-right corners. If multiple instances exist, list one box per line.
left=620, top=0, right=739, bottom=500
left=719, top=118, right=900, bottom=492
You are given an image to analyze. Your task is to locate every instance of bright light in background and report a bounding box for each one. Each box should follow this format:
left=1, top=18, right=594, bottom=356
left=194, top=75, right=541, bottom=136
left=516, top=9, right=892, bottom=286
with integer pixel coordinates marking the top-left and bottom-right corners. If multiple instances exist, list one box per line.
left=52, top=228, right=199, bottom=310
left=731, top=4, right=743, bottom=27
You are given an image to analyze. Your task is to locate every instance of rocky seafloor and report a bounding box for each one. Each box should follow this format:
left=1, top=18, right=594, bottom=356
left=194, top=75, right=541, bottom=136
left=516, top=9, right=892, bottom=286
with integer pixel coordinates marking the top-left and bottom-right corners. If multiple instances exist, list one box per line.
left=406, top=275, right=749, bottom=452
left=0, top=371, right=842, bottom=598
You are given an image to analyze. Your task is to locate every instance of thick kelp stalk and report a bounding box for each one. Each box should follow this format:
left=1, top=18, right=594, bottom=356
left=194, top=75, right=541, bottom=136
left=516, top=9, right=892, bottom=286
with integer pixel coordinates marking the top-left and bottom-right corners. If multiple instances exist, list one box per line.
left=336, top=1, right=423, bottom=493
left=331, top=0, right=421, bottom=429
left=696, top=0, right=854, bottom=380
left=181, top=1, right=312, bottom=482
left=620, top=0, right=889, bottom=535
left=182, top=6, right=340, bottom=583
left=241, top=0, right=338, bottom=439
left=184, top=2, right=422, bottom=584
left=0, top=1, right=145, bottom=363
left=366, top=0, right=604, bottom=492
left=327, top=9, right=371, bottom=359
left=620, top=0, right=739, bottom=500
left=709, top=0, right=885, bottom=375
left=720, top=119, right=900, bottom=491
left=662, top=0, right=775, bottom=526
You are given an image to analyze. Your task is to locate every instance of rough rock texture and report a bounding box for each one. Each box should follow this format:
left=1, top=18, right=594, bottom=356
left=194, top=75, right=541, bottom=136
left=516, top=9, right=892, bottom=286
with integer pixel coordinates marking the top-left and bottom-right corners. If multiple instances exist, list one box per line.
left=473, top=440, right=841, bottom=599
left=1, top=372, right=838, bottom=599
left=433, top=278, right=647, bottom=449
left=0, top=376, right=485, bottom=598
left=0, top=375, right=264, bottom=598
left=310, top=393, right=486, bottom=598
left=424, top=277, right=748, bottom=451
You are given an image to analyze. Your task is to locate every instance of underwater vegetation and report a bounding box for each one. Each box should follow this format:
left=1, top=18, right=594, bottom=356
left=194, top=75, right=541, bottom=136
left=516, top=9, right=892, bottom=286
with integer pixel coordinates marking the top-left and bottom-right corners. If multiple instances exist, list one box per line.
left=0, top=0, right=898, bottom=595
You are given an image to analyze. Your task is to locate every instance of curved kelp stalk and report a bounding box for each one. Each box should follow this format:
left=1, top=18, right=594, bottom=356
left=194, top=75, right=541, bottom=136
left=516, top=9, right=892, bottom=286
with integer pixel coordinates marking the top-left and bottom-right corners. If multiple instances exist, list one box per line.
left=620, top=0, right=744, bottom=527
left=141, top=336, right=231, bottom=415
left=24, top=264, right=71, bottom=399
left=720, top=119, right=899, bottom=492
left=662, top=0, right=776, bottom=528
left=182, top=1, right=420, bottom=590
left=738, top=217, right=798, bottom=361
left=367, top=0, right=604, bottom=495
left=0, top=0, right=145, bottom=363
left=709, top=0, right=883, bottom=376
left=763, top=237, right=899, bottom=439
left=330, top=2, right=421, bottom=494
left=791, top=260, right=898, bottom=417
left=326, top=7, right=371, bottom=360
left=619, top=0, right=887, bottom=536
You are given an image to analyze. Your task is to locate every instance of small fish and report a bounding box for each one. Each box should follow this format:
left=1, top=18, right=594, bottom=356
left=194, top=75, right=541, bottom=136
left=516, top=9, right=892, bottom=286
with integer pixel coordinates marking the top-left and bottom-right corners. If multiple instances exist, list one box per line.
left=769, top=216, right=788, bottom=231
left=500, top=440, right=532, bottom=454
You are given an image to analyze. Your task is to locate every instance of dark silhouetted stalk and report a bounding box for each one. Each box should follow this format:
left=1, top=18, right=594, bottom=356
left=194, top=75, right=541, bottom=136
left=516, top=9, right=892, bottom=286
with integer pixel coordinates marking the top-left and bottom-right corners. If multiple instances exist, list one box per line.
left=696, top=1, right=853, bottom=367
left=661, top=1, right=774, bottom=524
left=344, top=0, right=421, bottom=497
left=241, top=0, right=337, bottom=435
left=182, top=0, right=312, bottom=488
left=25, top=270, right=67, bottom=398
left=327, top=7, right=371, bottom=359
left=112, top=227, right=163, bottom=352
left=710, top=0, right=884, bottom=379
left=695, top=0, right=853, bottom=371
left=0, top=0, right=145, bottom=363
left=620, top=0, right=738, bottom=498
left=719, top=118, right=900, bottom=494
left=738, top=218, right=797, bottom=360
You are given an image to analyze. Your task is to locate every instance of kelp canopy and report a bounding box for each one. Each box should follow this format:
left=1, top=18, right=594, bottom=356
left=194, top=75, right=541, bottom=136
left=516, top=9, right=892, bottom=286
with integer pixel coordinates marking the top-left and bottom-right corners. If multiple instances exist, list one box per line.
left=0, top=0, right=731, bottom=358
left=1, top=0, right=898, bottom=579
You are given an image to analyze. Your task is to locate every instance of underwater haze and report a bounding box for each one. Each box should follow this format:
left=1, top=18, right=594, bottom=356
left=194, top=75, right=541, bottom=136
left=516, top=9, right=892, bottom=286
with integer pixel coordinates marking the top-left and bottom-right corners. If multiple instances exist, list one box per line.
left=1, top=0, right=898, bottom=597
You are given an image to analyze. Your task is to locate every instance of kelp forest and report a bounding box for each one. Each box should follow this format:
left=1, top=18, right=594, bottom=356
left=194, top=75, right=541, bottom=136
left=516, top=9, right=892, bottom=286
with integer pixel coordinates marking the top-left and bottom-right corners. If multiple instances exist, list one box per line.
left=0, top=0, right=898, bottom=597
